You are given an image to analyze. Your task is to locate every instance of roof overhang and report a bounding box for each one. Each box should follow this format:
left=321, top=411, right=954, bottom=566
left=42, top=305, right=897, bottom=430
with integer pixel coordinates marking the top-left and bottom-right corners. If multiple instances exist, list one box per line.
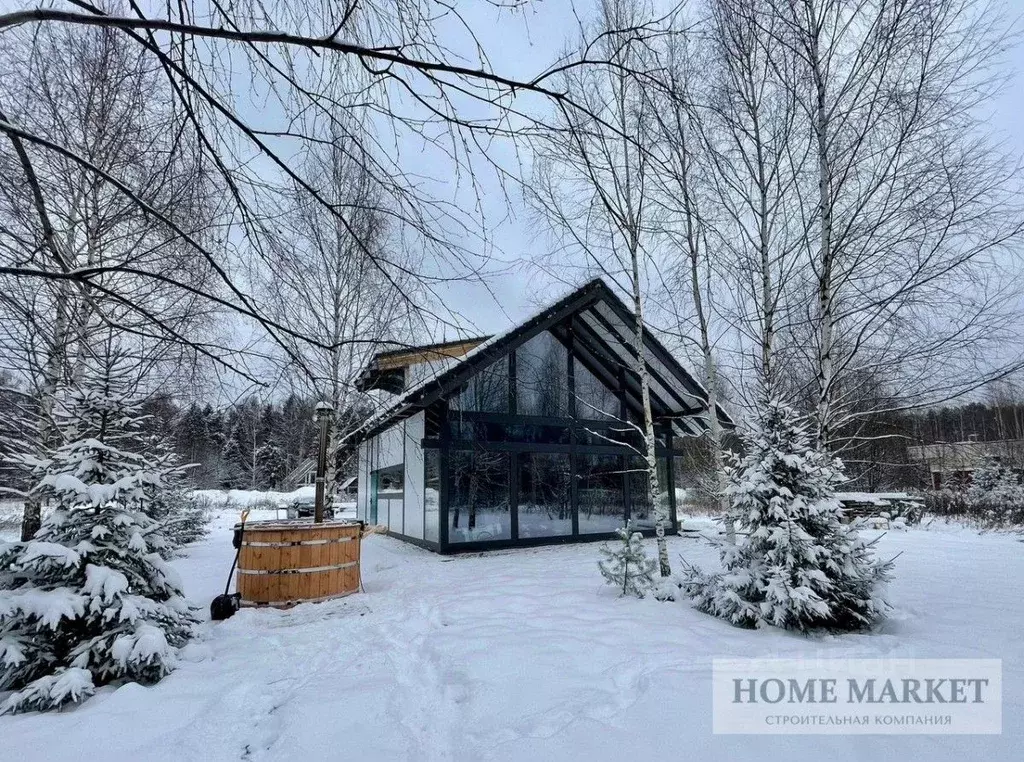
left=356, top=336, right=491, bottom=393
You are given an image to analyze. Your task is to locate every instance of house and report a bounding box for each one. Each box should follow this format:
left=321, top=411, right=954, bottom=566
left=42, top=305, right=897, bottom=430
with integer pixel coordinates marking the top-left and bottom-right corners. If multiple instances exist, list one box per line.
left=281, top=458, right=317, bottom=491
left=347, top=278, right=732, bottom=553
left=281, top=459, right=358, bottom=500
left=337, top=475, right=357, bottom=500
left=907, top=438, right=1024, bottom=489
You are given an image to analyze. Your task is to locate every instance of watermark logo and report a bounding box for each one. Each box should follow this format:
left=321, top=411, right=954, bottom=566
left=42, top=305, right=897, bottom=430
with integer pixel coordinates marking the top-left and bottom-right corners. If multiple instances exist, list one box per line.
left=713, top=658, right=1001, bottom=734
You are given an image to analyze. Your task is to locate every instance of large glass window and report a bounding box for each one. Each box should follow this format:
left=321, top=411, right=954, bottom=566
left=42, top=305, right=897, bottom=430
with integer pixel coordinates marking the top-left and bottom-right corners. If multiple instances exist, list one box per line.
left=425, top=449, right=440, bottom=543
left=576, top=421, right=638, bottom=448
left=371, top=464, right=404, bottom=531
left=448, top=450, right=511, bottom=543
left=516, top=332, right=569, bottom=417
left=573, top=358, right=619, bottom=421
left=628, top=456, right=671, bottom=529
left=451, top=359, right=509, bottom=414
left=577, top=454, right=626, bottom=534
left=451, top=419, right=499, bottom=443
left=449, top=420, right=570, bottom=445
left=518, top=453, right=572, bottom=538
left=672, top=455, right=687, bottom=518
left=511, top=423, right=571, bottom=445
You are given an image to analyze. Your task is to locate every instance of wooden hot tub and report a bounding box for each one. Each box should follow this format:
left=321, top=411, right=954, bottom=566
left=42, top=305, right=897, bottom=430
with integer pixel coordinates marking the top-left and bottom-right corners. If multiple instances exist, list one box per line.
left=236, top=520, right=361, bottom=608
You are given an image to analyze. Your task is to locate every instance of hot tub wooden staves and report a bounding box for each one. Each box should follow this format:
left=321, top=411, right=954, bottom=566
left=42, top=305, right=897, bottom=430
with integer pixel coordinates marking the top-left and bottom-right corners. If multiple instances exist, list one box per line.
left=236, top=520, right=361, bottom=608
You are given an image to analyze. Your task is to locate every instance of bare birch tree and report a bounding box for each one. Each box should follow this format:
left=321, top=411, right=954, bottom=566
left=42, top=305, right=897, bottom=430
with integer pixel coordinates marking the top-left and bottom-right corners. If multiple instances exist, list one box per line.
left=647, top=28, right=734, bottom=537
left=0, top=17, right=217, bottom=538
left=768, top=0, right=1024, bottom=449
left=654, top=0, right=1024, bottom=468
left=530, top=0, right=675, bottom=578
left=0, top=0, right=661, bottom=358
left=258, top=129, right=422, bottom=498
left=640, top=0, right=809, bottom=537
left=694, top=0, right=809, bottom=405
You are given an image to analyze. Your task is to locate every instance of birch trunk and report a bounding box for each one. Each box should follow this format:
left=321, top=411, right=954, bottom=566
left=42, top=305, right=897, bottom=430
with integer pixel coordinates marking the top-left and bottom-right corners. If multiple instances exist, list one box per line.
left=628, top=240, right=671, bottom=578
left=690, top=262, right=731, bottom=543
left=21, top=306, right=66, bottom=540
left=807, top=11, right=837, bottom=451
left=653, top=37, right=734, bottom=545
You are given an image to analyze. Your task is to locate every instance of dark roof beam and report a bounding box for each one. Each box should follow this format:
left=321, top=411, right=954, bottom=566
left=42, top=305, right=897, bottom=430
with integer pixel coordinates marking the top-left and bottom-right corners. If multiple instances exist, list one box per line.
left=570, top=316, right=676, bottom=417
left=579, top=309, right=695, bottom=417
left=589, top=301, right=704, bottom=411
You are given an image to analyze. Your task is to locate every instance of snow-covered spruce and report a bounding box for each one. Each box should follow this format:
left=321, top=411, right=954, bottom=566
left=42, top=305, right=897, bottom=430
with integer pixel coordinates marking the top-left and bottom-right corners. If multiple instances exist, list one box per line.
left=966, top=457, right=1024, bottom=527
left=147, top=486, right=211, bottom=551
left=0, top=381, right=196, bottom=714
left=599, top=525, right=657, bottom=598
left=142, top=435, right=211, bottom=551
left=683, top=400, right=892, bottom=632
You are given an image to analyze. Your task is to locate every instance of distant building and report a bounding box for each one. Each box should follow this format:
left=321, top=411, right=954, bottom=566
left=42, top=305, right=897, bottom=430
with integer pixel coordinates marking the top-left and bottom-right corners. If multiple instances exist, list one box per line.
left=281, top=458, right=317, bottom=491
left=337, top=476, right=357, bottom=499
left=281, top=458, right=357, bottom=498
left=907, top=438, right=1024, bottom=489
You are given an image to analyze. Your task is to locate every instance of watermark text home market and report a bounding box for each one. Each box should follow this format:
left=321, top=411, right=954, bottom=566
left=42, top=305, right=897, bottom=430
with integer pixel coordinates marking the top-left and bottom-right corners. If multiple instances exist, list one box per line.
left=732, top=677, right=992, bottom=705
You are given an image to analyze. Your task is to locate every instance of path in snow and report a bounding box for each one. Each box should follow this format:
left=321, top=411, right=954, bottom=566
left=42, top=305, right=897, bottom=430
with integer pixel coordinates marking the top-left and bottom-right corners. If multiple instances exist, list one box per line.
left=2, top=515, right=1022, bottom=761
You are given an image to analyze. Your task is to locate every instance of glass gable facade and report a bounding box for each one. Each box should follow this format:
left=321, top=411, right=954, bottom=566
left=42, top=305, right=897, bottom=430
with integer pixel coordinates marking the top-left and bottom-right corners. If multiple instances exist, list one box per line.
left=516, top=331, right=569, bottom=416
left=518, top=452, right=573, bottom=538
left=577, top=454, right=626, bottom=534
left=450, top=358, right=509, bottom=414
left=435, top=329, right=684, bottom=550
left=355, top=280, right=726, bottom=554
left=448, top=450, right=511, bottom=543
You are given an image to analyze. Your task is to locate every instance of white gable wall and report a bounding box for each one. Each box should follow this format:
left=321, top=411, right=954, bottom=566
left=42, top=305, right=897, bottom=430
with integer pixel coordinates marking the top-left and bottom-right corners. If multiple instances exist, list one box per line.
left=403, top=412, right=425, bottom=540
left=356, top=441, right=370, bottom=521
left=355, top=413, right=426, bottom=541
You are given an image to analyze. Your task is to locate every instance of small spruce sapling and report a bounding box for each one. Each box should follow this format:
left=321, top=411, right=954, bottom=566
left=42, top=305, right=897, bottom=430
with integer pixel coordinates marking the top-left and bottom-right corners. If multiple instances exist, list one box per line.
left=966, top=457, right=1024, bottom=526
left=599, top=525, right=656, bottom=598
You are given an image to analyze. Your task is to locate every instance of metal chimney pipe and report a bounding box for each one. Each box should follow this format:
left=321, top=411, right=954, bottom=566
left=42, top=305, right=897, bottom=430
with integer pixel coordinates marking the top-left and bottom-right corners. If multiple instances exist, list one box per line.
left=313, top=401, right=335, bottom=524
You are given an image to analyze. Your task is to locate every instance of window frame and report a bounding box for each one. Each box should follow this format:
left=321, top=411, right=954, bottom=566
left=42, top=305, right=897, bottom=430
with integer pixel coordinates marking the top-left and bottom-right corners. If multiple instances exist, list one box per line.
left=428, top=322, right=684, bottom=553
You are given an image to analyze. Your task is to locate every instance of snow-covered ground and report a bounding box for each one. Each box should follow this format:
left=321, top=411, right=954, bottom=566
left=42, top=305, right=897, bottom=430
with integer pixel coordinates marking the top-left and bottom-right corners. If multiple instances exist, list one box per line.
left=191, top=486, right=316, bottom=506
left=0, top=489, right=356, bottom=542
left=2, top=514, right=1022, bottom=761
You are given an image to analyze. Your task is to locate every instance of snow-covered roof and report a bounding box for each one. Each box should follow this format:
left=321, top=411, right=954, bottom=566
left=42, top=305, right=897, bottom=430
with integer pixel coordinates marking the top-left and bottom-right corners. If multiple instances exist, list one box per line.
left=356, top=336, right=492, bottom=393
left=835, top=492, right=922, bottom=506
left=344, top=278, right=732, bottom=445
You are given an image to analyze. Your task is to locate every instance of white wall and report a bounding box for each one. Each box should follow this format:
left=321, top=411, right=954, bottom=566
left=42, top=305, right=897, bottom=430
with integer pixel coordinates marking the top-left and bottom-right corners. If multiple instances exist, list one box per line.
left=356, top=441, right=369, bottom=521
left=356, top=419, right=408, bottom=532
left=403, top=412, right=425, bottom=540
left=376, top=423, right=405, bottom=469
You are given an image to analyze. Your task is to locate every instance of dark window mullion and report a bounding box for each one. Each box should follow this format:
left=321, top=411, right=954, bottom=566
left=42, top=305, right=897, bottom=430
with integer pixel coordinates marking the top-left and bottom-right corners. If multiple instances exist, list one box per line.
left=508, top=349, right=517, bottom=415
left=567, top=322, right=576, bottom=419
left=665, top=429, right=677, bottom=530
left=510, top=451, right=519, bottom=540
left=439, top=401, right=450, bottom=551
left=622, top=453, right=631, bottom=525
left=617, top=366, right=631, bottom=524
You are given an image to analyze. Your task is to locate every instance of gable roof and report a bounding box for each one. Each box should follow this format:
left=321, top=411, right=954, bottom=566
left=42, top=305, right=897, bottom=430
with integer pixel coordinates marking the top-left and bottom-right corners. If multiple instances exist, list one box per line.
left=345, top=278, right=732, bottom=444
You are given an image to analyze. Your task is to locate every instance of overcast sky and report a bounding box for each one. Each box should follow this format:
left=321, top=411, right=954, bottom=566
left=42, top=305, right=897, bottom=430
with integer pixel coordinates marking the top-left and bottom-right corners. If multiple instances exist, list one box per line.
left=5, top=0, right=1022, bottom=346
left=422, top=0, right=1024, bottom=343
